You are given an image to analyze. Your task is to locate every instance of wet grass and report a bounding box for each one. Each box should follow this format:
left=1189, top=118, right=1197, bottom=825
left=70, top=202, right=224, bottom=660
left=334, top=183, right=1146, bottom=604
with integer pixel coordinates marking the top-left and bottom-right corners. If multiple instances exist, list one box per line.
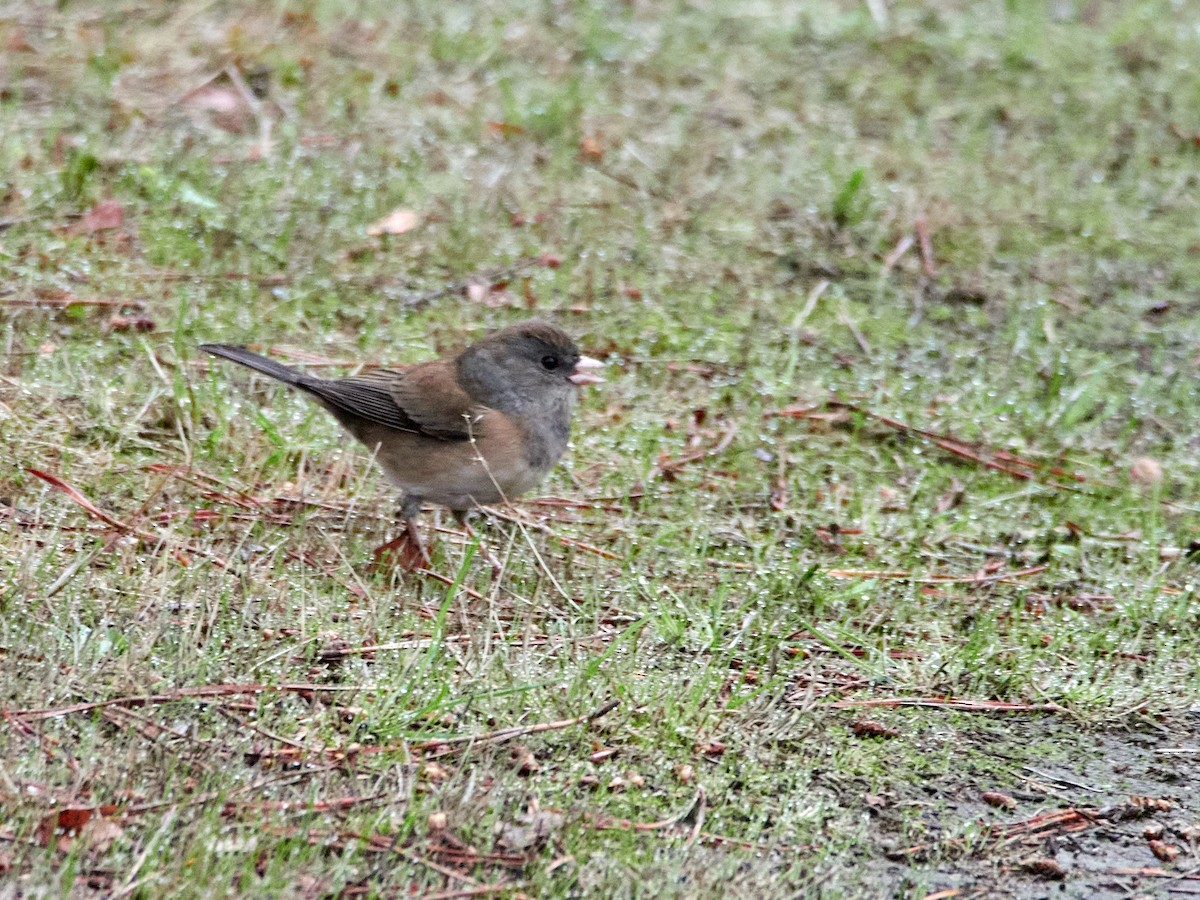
left=2, top=1, right=1199, bottom=896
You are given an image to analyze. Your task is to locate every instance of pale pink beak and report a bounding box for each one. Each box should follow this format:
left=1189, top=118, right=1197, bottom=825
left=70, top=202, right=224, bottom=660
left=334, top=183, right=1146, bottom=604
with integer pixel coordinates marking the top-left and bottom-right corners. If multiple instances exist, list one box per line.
left=569, top=355, right=605, bottom=386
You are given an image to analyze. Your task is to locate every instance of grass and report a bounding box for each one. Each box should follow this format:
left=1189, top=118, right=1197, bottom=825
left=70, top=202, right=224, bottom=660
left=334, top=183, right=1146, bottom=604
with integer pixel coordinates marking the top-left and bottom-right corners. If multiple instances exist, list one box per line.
left=2, top=0, right=1200, bottom=896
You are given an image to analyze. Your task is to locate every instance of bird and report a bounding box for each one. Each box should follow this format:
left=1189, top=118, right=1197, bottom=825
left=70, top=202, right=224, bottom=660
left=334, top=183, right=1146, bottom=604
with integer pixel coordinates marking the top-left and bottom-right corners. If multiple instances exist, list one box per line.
left=200, top=319, right=604, bottom=568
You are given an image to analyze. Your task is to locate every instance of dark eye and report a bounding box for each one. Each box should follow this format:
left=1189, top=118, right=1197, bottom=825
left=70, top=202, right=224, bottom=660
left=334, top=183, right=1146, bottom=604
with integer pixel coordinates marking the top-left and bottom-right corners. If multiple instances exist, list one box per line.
left=541, top=354, right=560, bottom=370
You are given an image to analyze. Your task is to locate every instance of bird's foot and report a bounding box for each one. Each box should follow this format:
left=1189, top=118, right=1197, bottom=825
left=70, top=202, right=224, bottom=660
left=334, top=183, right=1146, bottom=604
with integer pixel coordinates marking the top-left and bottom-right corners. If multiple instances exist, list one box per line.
left=371, top=519, right=431, bottom=572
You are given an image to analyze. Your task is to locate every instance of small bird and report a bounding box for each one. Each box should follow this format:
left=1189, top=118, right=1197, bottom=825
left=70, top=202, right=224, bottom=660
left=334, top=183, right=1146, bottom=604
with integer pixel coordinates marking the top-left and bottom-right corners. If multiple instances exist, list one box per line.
left=201, top=319, right=604, bottom=568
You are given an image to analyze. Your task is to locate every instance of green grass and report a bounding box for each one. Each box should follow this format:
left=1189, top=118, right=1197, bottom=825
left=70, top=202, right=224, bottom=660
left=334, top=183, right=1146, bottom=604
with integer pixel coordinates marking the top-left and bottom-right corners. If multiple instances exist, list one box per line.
left=2, top=1, right=1200, bottom=896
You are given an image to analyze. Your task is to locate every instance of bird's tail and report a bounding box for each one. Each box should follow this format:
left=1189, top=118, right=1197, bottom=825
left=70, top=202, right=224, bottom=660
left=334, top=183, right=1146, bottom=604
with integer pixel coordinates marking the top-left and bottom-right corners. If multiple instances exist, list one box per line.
left=200, top=343, right=311, bottom=387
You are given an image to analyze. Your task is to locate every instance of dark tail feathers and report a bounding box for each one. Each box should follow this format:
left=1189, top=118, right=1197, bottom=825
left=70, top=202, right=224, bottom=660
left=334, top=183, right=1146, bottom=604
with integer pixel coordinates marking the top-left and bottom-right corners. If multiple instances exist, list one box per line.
left=200, top=344, right=313, bottom=387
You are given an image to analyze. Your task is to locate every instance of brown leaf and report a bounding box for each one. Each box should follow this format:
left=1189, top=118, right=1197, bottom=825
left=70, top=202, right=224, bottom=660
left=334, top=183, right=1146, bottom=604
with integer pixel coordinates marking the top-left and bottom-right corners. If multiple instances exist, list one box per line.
left=365, top=208, right=419, bottom=237
left=79, top=817, right=124, bottom=854
left=422, top=762, right=451, bottom=782
left=933, top=478, right=965, bottom=514
left=486, top=120, right=525, bottom=138
left=1130, top=796, right=1173, bottom=813
left=36, top=807, right=95, bottom=848
left=6, top=27, right=37, bottom=53
left=66, top=199, right=123, bottom=236
left=182, top=84, right=254, bottom=134
left=107, top=314, right=155, bottom=333
left=850, top=719, right=899, bottom=739
left=511, top=745, right=540, bottom=775
left=1148, top=839, right=1180, bottom=862
left=1130, top=457, right=1164, bottom=485
left=578, top=135, right=604, bottom=163
left=495, top=809, right=562, bottom=852
left=590, top=746, right=618, bottom=764
left=982, top=791, right=1018, bottom=810
left=1024, top=858, right=1066, bottom=880
left=769, top=481, right=788, bottom=511
left=463, top=281, right=516, bottom=308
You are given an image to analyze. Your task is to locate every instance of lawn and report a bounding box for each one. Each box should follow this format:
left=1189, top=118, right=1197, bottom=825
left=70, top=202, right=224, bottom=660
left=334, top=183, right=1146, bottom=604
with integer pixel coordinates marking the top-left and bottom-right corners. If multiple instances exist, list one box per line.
left=1, top=1, right=1199, bottom=896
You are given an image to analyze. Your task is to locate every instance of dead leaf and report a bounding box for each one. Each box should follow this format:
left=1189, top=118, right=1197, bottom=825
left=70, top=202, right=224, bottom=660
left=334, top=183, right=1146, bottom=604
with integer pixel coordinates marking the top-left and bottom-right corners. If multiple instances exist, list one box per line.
left=850, top=719, right=899, bottom=739
left=1130, top=457, right=1164, bottom=485
left=982, top=791, right=1018, bottom=810
left=107, top=314, right=155, bottom=333
left=6, top=27, right=36, bottom=53
left=422, top=762, right=451, bottom=782
left=511, top=745, right=540, bottom=775
left=934, top=478, right=965, bottom=514
left=590, top=746, right=618, bottom=764
left=1130, top=796, right=1173, bottom=813
left=464, top=281, right=517, bottom=308
left=769, top=480, right=788, bottom=511
left=1148, top=839, right=1180, bottom=862
left=495, top=809, right=563, bottom=852
left=36, top=807, right=95, bottom=847
left=486, top=120, right=525, bottom=138
left=182, top=84, right=253, bottom=134
left=79, top=817, right=124, bottom=854
left=578, top=135, right=604, bottom=163
left=66, top=199, right=123, bottom=236
left=1024, top=858, right=1067, bottom=880
left=365, top=208, right=419, bottom=237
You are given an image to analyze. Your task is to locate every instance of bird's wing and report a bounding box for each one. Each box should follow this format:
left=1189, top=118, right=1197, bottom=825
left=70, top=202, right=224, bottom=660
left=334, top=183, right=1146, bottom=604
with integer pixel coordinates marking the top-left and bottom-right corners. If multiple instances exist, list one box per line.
left=301, top=362, right=479, bottom=441
left=295, top=370, right=425, bottom=434
left=385, top=361, right=483, bottom=440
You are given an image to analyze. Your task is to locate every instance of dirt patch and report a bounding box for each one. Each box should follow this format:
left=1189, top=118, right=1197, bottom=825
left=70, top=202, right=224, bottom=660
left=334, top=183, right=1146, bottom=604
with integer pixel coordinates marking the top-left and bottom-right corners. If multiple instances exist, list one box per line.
left=862, top=717, right=1200, bottom=898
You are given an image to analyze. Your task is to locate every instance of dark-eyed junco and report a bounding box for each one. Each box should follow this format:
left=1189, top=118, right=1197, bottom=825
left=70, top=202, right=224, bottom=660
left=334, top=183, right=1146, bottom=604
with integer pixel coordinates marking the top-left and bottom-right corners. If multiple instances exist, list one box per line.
left=201, top=319, right=603, bottom=567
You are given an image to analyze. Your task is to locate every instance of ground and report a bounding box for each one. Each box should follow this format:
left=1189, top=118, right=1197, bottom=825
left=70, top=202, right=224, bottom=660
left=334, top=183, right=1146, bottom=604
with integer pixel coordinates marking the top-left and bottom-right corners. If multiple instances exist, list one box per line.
left=1, top=1, right=1199, bottom=897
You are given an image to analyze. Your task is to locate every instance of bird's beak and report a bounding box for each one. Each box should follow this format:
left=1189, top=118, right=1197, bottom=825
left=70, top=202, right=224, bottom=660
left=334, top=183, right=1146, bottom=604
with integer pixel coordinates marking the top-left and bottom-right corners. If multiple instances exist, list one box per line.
left=569, top=356, right=605, bottom=386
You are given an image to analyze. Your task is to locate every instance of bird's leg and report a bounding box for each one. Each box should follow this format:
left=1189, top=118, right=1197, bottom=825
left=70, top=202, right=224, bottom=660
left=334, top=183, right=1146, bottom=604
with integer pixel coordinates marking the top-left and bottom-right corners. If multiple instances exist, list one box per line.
left=371, top=497, right=432, bottom=571
left=454, top=509, right=504, bottom=576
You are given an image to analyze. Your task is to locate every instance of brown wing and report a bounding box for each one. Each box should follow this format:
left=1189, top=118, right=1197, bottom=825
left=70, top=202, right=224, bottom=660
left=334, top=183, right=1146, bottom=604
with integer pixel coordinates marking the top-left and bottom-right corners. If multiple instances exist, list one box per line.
left=386, top=361, right=483, bottom=440
left=301, top=364, right=475, bottom=441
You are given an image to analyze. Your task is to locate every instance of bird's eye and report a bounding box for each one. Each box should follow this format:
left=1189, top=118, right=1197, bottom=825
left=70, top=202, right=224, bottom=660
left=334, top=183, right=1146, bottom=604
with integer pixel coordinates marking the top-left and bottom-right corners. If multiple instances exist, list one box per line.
left=541, top=354, right=560, bottom=370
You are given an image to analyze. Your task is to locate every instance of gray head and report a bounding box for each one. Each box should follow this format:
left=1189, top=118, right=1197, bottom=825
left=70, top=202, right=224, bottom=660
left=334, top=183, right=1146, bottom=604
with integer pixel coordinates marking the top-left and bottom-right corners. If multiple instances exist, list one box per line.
left=455, top=319, right=597, bottom=415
